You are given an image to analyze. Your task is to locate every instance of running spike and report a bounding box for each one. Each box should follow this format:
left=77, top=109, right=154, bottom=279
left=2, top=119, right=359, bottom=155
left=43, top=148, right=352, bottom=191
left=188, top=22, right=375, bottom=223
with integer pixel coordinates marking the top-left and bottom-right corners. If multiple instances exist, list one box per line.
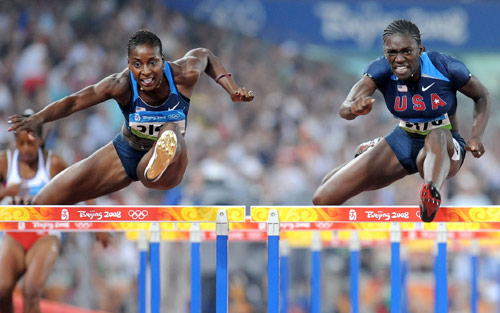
left=145, top=130, right=177, bottom=182
left=354, top=137, right=383, bottom=158
left=419, top=182, right=441, bottom=223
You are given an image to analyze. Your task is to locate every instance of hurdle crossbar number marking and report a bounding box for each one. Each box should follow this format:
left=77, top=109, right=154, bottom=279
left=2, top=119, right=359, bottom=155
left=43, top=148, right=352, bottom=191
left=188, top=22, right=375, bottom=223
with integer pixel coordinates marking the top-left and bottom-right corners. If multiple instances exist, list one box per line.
left=0, top=206, right=246, bottom=222
left=251, top=206, right=500, bottom=222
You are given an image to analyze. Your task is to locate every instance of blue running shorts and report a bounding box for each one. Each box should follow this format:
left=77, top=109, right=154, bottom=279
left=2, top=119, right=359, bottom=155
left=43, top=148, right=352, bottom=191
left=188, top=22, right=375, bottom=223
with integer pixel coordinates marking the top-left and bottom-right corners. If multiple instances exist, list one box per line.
left=112, top=132, right=147, bottom=181
left=384, top=125, right=466, bottom=174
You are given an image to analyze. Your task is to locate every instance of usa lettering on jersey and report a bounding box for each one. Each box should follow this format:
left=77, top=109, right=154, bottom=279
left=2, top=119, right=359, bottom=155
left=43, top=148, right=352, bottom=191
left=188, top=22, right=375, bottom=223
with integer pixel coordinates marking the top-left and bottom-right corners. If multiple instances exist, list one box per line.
left=393, top=94, right=447, bottom=112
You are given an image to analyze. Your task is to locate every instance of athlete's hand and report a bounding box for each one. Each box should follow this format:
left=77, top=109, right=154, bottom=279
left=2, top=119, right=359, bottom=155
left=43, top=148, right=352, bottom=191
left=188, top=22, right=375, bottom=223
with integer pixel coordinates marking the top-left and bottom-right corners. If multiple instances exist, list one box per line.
left=466, top=138, right=485, bottom=158
left=95, top=232, right=113, bottom=248
left=9, top=195, right=33, bottom=205
left=8, top=114, right=42, bottom=141
left=3, top=183, right=22, bottom=198
left=350, top=97, right=375, bottom=116
left=231, top=87, right=254, bottom=102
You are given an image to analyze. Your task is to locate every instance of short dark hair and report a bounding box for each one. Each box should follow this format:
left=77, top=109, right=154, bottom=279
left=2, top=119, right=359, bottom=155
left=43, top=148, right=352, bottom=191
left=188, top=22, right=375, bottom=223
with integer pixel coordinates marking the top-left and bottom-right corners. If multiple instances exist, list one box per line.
left=127, top=29, right=163, bottom=57
left=383, top=19, right=422, bottom=47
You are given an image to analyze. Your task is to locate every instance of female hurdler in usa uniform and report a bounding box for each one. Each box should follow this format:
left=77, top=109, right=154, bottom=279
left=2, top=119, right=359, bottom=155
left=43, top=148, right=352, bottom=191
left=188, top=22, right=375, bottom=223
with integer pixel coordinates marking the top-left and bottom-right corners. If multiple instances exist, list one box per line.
left=8, top=30, right=254, bottom=205
left=313, top=19, right=490, bottom=222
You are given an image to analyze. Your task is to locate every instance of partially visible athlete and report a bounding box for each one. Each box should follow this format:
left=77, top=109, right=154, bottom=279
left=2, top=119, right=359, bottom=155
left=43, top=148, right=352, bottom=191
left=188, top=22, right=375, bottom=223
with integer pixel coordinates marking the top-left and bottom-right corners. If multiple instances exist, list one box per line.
left=313, top=19, right=490, bottom=222
left=0, top=110, right=106, bottom=313
left=8, top=29, right=254, bottom=205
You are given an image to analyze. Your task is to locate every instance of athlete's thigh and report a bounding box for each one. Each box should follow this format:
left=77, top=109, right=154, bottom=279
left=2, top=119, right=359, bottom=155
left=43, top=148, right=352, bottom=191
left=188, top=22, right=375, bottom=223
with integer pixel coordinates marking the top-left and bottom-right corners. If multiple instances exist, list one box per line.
left=317, top=139, right=407, bottom=203
left=34, top=142, right=134, bottom=205
left=416, top=130, right=461, bottom=178
left=23, top=236, right=60, bottom=289
left=350, top=139, right=408, bottom=190
left=0, top=235, right=26, bottom=290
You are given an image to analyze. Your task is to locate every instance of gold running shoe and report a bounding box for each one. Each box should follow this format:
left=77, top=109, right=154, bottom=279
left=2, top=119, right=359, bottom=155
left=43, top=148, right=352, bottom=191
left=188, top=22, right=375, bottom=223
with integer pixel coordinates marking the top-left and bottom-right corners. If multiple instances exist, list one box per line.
left=145, top=130, right=177, bottom=182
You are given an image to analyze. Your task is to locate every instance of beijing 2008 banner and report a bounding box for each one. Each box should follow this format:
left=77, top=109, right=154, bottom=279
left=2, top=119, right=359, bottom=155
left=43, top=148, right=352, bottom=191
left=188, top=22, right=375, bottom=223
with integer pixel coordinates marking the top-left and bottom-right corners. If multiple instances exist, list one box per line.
left=163, top=0, right=500, bottom=52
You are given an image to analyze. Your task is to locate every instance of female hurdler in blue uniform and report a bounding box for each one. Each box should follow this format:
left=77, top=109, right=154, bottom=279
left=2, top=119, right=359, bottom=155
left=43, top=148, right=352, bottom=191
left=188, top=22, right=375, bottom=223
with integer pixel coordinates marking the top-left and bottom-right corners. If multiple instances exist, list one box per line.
left=313, top=19, right=490, bottom=222
left=8, top=30, right=254, bottom=205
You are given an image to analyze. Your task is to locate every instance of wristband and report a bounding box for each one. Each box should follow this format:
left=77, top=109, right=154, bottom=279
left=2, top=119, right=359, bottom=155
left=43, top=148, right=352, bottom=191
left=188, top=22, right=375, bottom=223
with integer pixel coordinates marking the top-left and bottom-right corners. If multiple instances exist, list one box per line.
left=215, top=73, right=231, bottom=83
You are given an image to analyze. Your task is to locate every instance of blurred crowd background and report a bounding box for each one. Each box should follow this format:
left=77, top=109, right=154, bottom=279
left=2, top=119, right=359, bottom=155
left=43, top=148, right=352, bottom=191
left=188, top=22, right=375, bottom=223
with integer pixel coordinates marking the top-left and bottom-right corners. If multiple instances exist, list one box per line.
left=1, top=0, right=500, bottom=312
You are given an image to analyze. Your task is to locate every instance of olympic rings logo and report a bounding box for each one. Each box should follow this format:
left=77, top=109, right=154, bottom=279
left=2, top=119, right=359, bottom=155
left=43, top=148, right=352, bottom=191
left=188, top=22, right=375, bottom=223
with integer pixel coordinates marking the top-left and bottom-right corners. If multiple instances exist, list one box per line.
left=316, top=223, right=332, bottom=229
left=75, top=222, right=93, bottom=229
left=167, top=113, right=181, bottom=120
left=128, top=210, right=149, bottom=220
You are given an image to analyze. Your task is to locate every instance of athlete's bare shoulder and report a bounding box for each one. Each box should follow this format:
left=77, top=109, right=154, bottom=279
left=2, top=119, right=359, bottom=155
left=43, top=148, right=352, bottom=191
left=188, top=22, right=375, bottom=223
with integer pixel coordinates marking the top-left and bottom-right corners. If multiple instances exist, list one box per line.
left=0, top=150, right=8, bottom=181
left=169, top=58, right=201, bottom=90
left=99, top=68, right=132, bottom=106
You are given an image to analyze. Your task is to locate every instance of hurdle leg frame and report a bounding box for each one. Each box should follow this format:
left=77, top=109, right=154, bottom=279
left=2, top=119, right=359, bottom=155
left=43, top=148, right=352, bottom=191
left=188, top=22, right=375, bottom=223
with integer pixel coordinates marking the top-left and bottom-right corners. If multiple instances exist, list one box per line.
left=267, top=209, right=280, bottom=313
left=471, top=240, right=479, bottom=313
left=390, top=223, right=401, bottom=313
left=435, top=223, right=447, bottom=313
left=216, top=209, right=229, bottom=313
left=350, top=230, right=360, bottom=313
left=138, top=231, right=149, bottom=313
left=401, top=246, right=409, bottom=313
left=150, top=222, right=161, bottom=313
left=190, top=223, right=202, bottom=313
left=310, top=231, right=322, bottom=313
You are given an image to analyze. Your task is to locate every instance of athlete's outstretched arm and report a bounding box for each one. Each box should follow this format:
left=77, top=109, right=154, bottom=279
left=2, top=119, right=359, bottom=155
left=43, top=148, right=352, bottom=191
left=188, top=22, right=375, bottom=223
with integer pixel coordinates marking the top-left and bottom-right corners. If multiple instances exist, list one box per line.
left=458, top=74, right=490, bottom=158
left=8, top=71, right=130, bottom=134
left=173, top=48, right=254, bottom=102
left=339, top=75, right=377, bottom=120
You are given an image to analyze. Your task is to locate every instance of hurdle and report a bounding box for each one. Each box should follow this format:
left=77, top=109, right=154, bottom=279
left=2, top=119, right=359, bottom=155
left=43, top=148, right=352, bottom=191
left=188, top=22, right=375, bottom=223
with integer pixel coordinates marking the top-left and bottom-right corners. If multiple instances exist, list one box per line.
left=4, top=205, right=500, bottom=312
left=0, top=205, right=245, bottom=313
left=252, top=205, right=500, bottom=313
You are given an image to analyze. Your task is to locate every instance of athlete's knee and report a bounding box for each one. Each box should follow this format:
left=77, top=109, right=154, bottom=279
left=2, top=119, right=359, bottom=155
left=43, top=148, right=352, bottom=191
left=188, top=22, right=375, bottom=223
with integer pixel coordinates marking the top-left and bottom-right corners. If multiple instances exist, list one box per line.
left=156, top=174, right=184, bottom=190
left=312, top=188, right=333, bottom=206
left=31, top=193, right=47, bottom=205
left=425, top=129, right=448, bottom=146
left=0, top=281, right=14, bottom=303
left=22, top=283, right=43, bottom=304
left=159, top=121, right=181, bottom=135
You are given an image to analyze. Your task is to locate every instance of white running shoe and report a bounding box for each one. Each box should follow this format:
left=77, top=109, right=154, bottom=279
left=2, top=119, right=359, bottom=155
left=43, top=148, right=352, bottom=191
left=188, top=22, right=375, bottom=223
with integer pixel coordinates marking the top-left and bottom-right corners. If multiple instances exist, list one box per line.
left=144, top=130, right=177, bottom=182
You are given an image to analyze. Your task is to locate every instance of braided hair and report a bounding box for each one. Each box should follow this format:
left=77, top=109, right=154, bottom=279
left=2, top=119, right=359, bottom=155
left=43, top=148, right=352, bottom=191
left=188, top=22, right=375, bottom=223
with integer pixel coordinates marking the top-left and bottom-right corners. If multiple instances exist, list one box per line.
left=383, top=19, right=423, bottom=48
left=127, top=29, right=163, bottom=57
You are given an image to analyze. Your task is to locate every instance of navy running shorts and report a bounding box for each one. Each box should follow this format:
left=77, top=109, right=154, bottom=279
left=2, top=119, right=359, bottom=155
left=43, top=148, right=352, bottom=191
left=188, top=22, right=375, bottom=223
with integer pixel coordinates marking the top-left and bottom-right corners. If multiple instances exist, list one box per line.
left=112, top=132, right=147, bottom=181
left=384, top=125, right=466, bottom=174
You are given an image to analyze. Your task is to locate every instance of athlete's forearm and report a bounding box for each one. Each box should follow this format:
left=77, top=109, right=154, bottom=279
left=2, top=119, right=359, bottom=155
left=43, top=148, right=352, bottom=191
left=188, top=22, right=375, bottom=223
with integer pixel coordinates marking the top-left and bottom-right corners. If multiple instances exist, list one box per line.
left=470, top=96, right=490, bottom=139
left=37, top=84, right=108, bottom=124
left=35, top=96, right=77, bottom=124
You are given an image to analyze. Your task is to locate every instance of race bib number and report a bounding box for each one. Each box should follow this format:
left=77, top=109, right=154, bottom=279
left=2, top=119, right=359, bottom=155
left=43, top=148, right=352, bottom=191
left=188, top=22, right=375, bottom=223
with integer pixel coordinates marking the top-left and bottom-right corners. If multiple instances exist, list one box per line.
left=129, top=110, right=186, bottom=140
left=399, top=113, right=451, bottom=135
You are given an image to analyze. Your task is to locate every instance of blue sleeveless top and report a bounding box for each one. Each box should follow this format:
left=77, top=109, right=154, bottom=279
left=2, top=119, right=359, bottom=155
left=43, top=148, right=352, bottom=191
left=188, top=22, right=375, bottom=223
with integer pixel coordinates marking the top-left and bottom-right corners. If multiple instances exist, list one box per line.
left=119, top=62, right=190, bottom=140
left=365, top=51, right=470, bottom=123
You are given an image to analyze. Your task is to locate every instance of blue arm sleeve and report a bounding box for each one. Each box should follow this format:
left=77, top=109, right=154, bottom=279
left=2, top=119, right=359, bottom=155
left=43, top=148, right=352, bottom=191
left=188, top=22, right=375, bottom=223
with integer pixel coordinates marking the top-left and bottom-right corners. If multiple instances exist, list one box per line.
left=428, top=52, right=471, bottom=89
left=364, top=57, right=392, bottom=89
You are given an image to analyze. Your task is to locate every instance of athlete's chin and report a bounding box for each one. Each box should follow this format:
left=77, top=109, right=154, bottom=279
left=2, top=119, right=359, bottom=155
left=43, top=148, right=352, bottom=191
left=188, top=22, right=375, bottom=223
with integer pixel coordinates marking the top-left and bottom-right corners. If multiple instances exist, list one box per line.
left=140, top=84, right=156, bottom=92
left=393, top=72, right=411, bottom=81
